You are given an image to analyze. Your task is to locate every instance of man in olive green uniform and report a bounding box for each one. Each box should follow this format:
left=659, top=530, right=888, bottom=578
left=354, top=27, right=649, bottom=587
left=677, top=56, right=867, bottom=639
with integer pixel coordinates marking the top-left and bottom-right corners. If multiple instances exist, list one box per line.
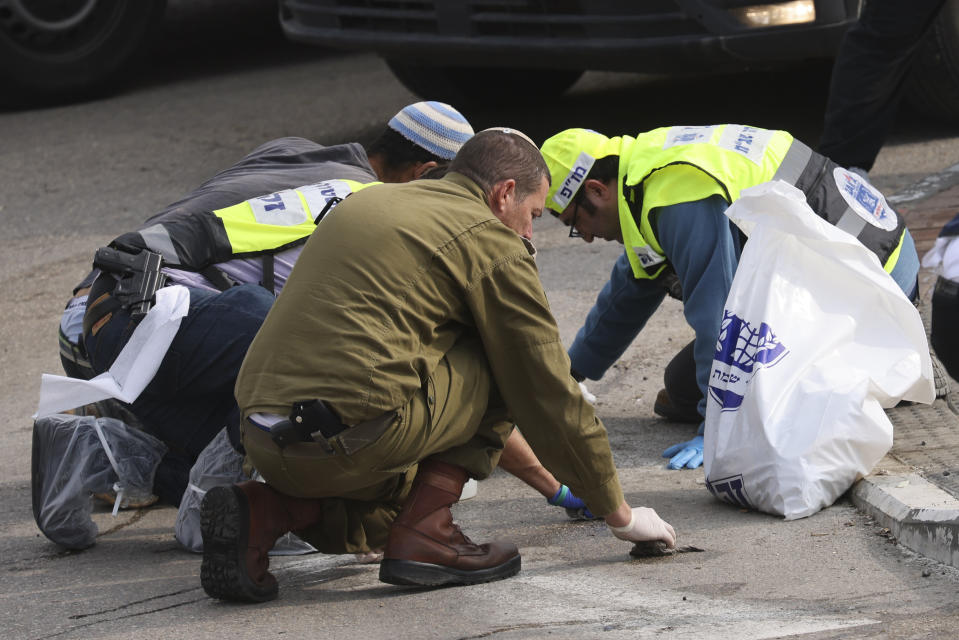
left=199, top=128, right=677, bottom=603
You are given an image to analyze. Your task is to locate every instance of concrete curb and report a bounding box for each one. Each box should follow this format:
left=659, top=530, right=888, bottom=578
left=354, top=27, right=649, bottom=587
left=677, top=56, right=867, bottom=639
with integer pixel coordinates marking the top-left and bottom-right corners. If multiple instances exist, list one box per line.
left=886, top=160, right=959, bottom=205
left=842, top=167, right=959, bottom=569
left=850, top=471, right=959, bottom=568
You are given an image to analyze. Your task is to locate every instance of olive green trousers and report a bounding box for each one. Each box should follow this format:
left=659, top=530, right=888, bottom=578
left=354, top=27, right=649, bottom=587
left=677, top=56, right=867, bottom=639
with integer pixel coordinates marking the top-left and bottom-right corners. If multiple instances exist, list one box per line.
left=241, top=337, right=513, bottom=554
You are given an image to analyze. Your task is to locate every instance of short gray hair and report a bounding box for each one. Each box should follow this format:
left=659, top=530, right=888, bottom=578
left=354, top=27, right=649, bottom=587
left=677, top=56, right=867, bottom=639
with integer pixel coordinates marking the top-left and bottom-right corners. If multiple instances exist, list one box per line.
left=449, top=128, right=550, bottom=200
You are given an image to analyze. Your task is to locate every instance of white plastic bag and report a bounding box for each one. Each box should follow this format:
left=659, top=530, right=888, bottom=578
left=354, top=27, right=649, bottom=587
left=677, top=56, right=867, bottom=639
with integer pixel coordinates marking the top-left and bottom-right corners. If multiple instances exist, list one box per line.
left=32, top=414, right=167, bottom=549
left=174, top=428, right=316, bottom=555
left=703, top=181, right=934, bottom=520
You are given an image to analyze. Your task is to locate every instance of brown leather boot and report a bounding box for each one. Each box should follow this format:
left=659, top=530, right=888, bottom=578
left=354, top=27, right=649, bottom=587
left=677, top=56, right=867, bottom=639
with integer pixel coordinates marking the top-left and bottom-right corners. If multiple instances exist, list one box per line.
left=200, top=481, right=323, bottom=602
left=379, top=459, right=520, bottom=587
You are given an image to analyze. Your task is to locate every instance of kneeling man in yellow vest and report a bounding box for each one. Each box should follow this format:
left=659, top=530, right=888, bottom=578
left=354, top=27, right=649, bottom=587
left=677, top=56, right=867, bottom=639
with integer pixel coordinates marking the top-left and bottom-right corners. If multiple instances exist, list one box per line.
left=540, top=125, right=921, bottom=471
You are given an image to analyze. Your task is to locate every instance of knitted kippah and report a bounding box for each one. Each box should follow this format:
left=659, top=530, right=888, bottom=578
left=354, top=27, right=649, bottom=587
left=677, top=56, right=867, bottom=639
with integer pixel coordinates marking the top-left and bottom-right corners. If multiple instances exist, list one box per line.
left=388, top=101, right=474, bottom=160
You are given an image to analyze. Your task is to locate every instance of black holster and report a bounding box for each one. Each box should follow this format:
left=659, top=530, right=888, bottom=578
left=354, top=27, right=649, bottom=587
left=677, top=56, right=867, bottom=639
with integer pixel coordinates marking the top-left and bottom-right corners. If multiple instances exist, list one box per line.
left=92, top=247, right=167, bottom=318
left=270, top=400, right=348, bottom=451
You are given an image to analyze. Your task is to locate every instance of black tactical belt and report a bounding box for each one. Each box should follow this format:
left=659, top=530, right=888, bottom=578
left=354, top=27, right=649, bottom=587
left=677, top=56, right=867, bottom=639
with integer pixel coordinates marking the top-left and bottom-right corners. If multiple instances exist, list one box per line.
left=58, top=326, right=95, bottom=380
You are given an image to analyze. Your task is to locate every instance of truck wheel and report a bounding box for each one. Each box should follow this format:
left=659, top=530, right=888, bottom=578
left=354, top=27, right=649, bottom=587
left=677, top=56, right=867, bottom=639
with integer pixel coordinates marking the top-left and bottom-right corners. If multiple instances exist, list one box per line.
left=0, top=0, right=166, bottom=106
left=386, top=59, right=583, bottom=105
left=905, top=0, right=959, bottom=122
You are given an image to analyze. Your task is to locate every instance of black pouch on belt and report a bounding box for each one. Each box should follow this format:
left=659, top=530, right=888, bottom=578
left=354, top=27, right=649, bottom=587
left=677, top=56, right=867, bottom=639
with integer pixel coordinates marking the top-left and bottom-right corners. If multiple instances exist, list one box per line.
left=270, top=400, right=348, bottom=451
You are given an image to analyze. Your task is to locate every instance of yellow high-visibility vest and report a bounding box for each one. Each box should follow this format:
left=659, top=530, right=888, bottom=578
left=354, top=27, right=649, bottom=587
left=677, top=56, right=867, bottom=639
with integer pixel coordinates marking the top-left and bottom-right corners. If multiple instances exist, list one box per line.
left=615, top=125, right=905, bottom=279
left=112, top=179, right=374, bottom=268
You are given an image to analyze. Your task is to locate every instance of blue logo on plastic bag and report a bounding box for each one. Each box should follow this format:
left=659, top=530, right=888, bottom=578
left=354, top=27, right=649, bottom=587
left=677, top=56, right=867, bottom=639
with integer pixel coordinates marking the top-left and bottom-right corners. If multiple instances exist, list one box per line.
left=708, top=311, right=789, bottom=412
left=706, top=474, right=754, bottom=509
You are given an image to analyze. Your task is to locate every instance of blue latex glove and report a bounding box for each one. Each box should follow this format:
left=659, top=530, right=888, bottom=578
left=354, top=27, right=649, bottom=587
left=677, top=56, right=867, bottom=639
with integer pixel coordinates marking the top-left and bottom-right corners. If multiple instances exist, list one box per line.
left=548, top=484, right=595, bottom=520
left=662, top=435, right=704, bottom=470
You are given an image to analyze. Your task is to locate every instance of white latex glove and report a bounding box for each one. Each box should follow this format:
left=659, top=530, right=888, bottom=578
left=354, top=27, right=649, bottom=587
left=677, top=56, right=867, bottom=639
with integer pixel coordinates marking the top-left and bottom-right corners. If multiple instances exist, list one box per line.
left=578, top=381, right=596, bottom=404
left=608, top=507, right=676, bottom=548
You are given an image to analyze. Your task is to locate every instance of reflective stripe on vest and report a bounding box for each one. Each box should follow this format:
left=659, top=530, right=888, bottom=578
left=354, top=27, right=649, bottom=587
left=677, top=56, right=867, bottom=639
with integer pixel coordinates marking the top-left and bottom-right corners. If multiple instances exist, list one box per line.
left=138, top=223, right=182, bottom=265
left=786, top=139, right=905, bottom=273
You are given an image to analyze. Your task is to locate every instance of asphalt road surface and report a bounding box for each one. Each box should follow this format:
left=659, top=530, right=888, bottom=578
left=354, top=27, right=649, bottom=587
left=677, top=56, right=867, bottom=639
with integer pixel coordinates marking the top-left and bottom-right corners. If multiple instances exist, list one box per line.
left=4, top=2, right=959, bottom=638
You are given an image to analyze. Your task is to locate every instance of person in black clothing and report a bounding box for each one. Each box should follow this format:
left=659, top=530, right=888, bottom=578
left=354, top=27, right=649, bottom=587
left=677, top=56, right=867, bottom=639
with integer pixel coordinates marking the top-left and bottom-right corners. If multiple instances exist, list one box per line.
left=819, top=0, right=947, bottom=173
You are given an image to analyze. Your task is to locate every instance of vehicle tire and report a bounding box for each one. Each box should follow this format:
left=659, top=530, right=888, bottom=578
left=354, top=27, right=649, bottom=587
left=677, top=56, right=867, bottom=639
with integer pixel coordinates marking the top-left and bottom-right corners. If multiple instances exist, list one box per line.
left=905, top=0, right=959, bottom=122
left=0, top=0, right=167, bottom=106
left=386, top=59, right=583, bottom=106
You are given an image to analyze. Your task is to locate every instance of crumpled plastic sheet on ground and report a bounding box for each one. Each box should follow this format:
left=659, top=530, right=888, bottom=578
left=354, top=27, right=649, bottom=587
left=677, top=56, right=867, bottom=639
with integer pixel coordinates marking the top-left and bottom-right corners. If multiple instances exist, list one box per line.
left=31, top=414, right=167, bottom=550
left=175, top=427, right=316, bottom=556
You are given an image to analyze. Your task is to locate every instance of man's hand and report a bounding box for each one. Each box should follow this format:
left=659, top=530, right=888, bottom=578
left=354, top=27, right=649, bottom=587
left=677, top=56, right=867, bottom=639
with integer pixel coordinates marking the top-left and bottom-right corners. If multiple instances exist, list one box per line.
left=662, top=435, right=704, bottom=470
left=547, top=484, right=595, bottom=520
left=608, top=507, right=676, bottom=548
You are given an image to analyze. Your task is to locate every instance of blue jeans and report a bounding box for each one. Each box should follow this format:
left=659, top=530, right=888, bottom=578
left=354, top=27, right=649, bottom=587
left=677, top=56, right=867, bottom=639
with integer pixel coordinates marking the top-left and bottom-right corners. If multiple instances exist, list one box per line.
left=889, top=227, right=920, bottom=301
left=84, top=283, right=275, bottom=504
